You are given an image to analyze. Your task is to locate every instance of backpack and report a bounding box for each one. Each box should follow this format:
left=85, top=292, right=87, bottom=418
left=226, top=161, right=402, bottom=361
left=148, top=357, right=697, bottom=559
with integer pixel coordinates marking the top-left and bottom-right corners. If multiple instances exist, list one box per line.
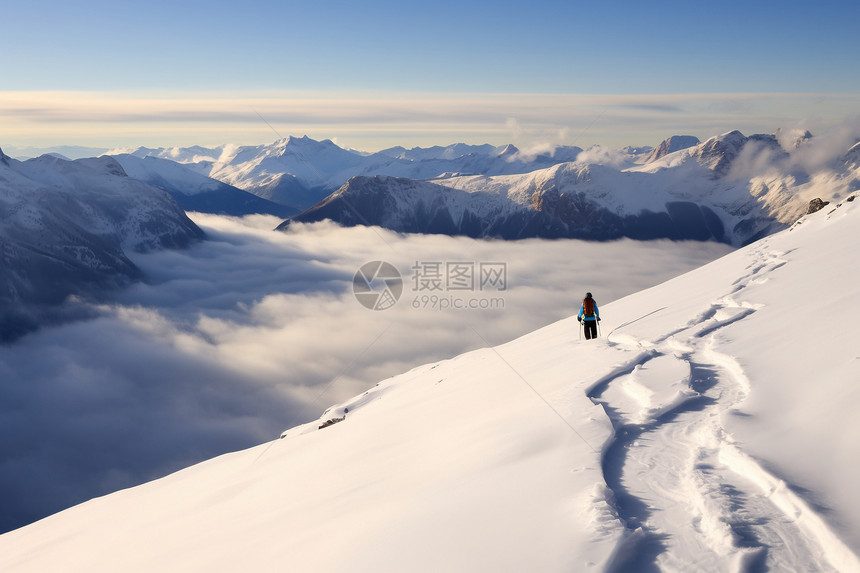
left=583, top=297, right=595, bottom=317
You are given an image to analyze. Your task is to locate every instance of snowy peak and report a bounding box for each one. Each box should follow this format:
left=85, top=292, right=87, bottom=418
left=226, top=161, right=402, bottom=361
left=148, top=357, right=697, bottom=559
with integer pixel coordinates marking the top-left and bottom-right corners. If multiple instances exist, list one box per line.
left=120, top=145, right=166, bottom=159
left=273, top=135, right=361, bottom=164
left=548, top=145, right=584, bottom=162
left=295, top=128, right=860, bottom=245
left=691, top=130, right=782, bottom=175
left=117, top=137, right=587, bottom=212
left=97, top=128, right=859, bottom=240
left=497, top=143, right=520, bottom=158
left=74, top=155, right=129, bottom=178
left=645, top=135, right=700, bottom=163
left=377, top=142, right=505, bottom=161
left=842, top=141, right=860, bottom=166
left=694, top=130, right=748, bottom=173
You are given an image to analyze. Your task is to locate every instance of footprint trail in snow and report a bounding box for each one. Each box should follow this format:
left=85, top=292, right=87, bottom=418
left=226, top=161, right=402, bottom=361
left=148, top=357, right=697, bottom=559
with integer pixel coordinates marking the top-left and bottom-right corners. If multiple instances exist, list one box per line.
left=589, top=245, right=860, bottom=572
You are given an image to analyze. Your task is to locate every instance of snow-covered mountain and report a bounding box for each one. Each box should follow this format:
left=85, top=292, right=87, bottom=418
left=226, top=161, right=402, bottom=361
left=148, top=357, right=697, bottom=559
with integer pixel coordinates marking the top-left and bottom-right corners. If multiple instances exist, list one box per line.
left=113, top=137, right=585, bottom=211
left=0, top=149, right=204, bottom=340
left=643, top=134, right=700, bottom=163
left=280, top=130, right=860, bottom=245
left=276, top=176, right=534, bottom=238
left=112, top=154, right=297, bottom=217
left=378, top=141, right=583, bottom=164
left=377, top=142, right=509, bottom=160
left=277, top=166, right=729, bottom=242
left=2, top=184, right=858, bottom=571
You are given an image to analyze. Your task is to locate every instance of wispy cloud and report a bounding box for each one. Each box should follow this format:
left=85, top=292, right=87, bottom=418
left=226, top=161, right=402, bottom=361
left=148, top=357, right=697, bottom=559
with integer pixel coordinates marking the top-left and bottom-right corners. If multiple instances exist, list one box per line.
left=2, top=91, right=858, bottom=152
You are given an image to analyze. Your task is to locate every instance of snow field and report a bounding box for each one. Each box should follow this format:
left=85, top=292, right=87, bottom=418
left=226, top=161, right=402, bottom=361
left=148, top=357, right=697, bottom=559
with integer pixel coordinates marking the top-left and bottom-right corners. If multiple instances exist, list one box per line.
left=590, top=199, right=860, bottom=571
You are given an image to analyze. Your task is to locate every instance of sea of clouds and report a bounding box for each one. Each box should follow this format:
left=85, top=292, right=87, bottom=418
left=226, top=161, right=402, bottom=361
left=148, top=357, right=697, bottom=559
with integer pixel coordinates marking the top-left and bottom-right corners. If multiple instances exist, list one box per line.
left=0, top=214, right=733, bottom=532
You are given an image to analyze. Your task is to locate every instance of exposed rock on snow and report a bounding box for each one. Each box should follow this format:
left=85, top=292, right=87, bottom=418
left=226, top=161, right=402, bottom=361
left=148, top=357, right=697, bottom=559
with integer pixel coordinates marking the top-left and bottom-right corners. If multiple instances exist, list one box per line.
left=807, top=197, right=831, bottom=214
left=318, top=416, right=346, bottom=429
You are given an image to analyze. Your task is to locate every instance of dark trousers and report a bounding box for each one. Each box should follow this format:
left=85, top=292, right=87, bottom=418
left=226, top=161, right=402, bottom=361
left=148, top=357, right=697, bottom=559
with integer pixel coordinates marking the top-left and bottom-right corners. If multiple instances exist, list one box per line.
left=583, top=320, right=598, bottom=340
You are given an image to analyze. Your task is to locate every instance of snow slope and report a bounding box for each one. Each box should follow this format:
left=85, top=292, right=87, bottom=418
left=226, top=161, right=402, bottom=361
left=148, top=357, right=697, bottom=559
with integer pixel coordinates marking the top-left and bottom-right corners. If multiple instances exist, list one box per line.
left=2, top=190, right=858, bottom=569
left=1, top=153, right=203, bottom=253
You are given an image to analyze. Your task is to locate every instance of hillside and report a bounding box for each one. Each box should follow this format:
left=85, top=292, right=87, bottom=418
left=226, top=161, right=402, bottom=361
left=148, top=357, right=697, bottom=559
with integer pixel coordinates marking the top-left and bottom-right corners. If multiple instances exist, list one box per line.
left=1, top=189, right=857, bottom=570
left=0, top=149, right=204, bottom=340
left=111, top=154, right=297, bottom=217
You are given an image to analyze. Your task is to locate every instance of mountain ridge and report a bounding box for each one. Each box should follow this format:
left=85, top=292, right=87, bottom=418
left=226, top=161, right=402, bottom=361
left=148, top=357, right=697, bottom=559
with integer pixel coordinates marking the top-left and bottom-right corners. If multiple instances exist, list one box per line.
left=0, top=153, right=205, bottom=341
left=112, top=137, right=589, bottom=211
left=278, top=130, right=859, bottom=245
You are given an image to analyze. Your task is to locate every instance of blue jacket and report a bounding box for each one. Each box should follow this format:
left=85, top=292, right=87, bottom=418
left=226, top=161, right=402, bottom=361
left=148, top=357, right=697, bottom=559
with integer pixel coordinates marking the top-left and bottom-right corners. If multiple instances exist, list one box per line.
left=578, top=300, right=600, bottom=322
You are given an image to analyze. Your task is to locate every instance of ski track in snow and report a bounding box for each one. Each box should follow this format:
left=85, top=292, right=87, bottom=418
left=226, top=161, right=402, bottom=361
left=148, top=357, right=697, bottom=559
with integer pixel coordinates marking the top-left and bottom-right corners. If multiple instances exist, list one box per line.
left=590, top=242, right=860, bottom=573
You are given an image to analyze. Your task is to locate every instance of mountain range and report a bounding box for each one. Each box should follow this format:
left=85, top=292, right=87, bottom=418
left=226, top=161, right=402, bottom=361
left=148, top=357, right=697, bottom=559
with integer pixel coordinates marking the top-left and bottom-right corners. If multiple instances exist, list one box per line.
left=111, top=137, right=586, bottom=212
left=110, top=131, right=859, bottom=247
left=0, top=149, right=204, bottom=340
left=111, top=154, right=297, bottom=218
left=278, top=130, right=860, bottom=245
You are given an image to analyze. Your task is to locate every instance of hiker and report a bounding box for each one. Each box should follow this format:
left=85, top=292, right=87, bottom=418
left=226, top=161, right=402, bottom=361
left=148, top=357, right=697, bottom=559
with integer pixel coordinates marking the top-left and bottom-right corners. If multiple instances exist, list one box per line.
left=577, top=292, right=600, bottom=340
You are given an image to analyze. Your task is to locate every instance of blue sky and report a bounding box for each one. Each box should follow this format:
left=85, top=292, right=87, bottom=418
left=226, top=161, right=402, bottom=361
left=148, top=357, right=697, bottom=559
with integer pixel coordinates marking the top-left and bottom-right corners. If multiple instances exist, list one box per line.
left=1, top=0, right=858, bottom=150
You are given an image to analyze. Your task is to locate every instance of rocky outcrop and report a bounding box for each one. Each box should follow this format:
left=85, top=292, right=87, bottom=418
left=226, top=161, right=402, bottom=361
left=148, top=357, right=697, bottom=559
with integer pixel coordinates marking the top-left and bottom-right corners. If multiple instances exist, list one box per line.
left=807, top=198, right=831, bottom=214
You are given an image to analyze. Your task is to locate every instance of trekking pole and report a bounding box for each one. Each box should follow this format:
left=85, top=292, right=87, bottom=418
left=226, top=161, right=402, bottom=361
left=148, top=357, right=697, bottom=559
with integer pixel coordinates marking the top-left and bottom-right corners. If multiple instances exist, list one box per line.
left=578, top=319, right=582, bottom=341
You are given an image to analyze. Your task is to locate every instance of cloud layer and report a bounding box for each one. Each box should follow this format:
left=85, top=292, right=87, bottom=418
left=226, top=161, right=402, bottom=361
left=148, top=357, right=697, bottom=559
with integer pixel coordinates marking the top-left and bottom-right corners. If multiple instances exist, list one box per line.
left=3, top=90, right=859, bottom=152
left=0, top=214, right=733, bottom=532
